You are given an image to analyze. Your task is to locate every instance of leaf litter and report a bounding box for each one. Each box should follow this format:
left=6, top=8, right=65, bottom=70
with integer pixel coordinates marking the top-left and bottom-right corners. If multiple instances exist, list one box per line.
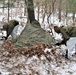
left=0, top=40, right=76, bottom=75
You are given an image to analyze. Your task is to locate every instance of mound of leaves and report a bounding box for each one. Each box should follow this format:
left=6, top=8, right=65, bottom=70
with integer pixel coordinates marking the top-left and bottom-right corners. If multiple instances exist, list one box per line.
left=2, top=40, right=62, bottom=62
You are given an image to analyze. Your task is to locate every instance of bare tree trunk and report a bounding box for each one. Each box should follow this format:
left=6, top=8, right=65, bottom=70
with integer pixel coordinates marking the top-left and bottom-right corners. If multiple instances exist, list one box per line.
left=27, top=0, right=35, bottom=23
left=24, top=0, right=27, bottom=16
left=42, top=0, right=46, bottom=23
left=65, top=0, right=69, bottom=25
left=65, top=10, right=68, bottom=18
left=8, top=0, right=10, bottom=22
left=72, top=12, right=75, bottom=25
left=47, top=13, right=51, bottom=24
left=65, top=10, right=68, bottom=25
left=51, top=0, right=56, bottom=22
left=37, top=6, right=40, bottom=21
left=52, top=0, right=55, bottom=13
left=58, top=0, right=61, bottom=22
left=3, top=0, right=5, bottom=13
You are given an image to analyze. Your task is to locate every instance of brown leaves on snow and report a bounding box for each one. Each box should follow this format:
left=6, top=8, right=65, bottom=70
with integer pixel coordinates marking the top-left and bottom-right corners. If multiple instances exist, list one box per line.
left=3, top=40, right=61, bottom=61
left=3, top=40, right=18, bottom=53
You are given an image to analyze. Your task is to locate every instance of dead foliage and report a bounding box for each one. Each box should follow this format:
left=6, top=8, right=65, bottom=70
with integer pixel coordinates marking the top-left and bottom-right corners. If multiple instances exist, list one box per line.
left=2, top=40, right=61, bottom=61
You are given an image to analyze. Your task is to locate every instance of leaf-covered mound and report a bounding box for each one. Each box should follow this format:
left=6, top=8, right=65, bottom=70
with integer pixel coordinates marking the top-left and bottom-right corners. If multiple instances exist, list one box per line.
left=2, top=40, right=61, bottom=61
left=14, top=20, right=55, bottom=48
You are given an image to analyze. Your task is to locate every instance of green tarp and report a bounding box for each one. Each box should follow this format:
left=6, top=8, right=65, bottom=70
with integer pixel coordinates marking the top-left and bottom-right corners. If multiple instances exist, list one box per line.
left=14, top=21, right=55, bottom=48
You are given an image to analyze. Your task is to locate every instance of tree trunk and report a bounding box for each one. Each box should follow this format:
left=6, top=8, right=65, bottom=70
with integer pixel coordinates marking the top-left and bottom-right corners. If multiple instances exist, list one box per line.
left=27, top=0, right=35, bottom=23
left=37, top=6, right=40, bottom=21
left=58, top=0, right=61, bottom=22
left=51, top=0, right=56, bottom=22
left=65, top=10, right=68, bottom=25
left=65, top=0, right=69, bottom=25
left=72, top=12, right=75, bottom=25
left=47, top=4, right=52, bottom=24
left=3, top=0, right=5, bottom=13
left=8, top=0, right=10, bottom=22
left=24, top=0, right=27, bottom=16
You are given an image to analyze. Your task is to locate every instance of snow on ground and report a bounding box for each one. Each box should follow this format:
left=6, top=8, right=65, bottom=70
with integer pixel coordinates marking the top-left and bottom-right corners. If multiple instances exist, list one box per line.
left=0, top=45, right=76, bottom=75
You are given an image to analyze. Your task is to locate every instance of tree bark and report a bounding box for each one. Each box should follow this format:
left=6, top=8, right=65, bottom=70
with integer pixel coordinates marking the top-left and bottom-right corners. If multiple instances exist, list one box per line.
left=27, top=0, right=35, bottom=23
left=72, top=12, right=75, bottom=25
left=37, top=6, right=40, bottom=21
left=58, top=0, right=61, bottom=22
left=8, top=0, right=10, bottom=22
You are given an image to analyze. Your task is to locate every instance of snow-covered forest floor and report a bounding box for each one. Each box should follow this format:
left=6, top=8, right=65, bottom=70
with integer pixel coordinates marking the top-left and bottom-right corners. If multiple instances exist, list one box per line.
left=0, top=7, right=76, bottom=75
left=0, top=41, right=76, bottom=75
